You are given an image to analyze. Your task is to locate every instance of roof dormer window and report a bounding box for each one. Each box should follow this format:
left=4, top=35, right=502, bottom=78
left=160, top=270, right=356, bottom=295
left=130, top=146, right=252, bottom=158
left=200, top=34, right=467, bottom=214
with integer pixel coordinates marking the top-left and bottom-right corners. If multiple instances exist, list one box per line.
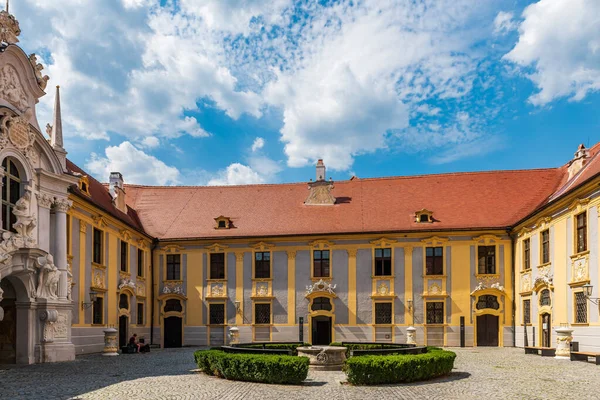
left=214, top=215, right=231, bottom=229
left=415, top=209, right=434, bottom=223
left=79, top=176, right=91, bottom=196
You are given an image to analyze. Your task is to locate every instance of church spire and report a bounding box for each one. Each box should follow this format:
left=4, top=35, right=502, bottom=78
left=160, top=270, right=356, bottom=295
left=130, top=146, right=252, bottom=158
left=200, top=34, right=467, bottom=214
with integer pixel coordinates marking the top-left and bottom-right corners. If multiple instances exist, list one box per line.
left=51, top=85, right=63, bottom=149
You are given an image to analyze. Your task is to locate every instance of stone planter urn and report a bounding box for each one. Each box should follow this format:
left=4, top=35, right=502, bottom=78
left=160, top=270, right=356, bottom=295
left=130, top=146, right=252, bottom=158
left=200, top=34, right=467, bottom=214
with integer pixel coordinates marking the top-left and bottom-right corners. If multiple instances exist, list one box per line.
left=554, top=325, right=574, bottom=360
left=102, top=328, right=119, bottom=356
left=296, top=346, right=347, bottom=371
left=407, top=326, right=417, bottom=345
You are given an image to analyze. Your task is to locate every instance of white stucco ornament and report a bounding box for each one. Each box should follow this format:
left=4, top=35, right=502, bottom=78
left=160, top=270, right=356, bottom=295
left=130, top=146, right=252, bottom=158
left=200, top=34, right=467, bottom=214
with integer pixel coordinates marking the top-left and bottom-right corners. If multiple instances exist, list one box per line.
left=306, top=279, right=336, bottom=296
left=118, top=278, right=136, bottom=291
left=36, top=254, right=60, bottom=300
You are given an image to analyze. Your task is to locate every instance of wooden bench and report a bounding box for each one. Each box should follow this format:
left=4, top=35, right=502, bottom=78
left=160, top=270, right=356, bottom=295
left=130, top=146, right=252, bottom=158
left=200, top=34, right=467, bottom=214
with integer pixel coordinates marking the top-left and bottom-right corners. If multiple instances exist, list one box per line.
left=524, top=346, right=555, bottom=357
left=570, top=351, right=600, bottom=365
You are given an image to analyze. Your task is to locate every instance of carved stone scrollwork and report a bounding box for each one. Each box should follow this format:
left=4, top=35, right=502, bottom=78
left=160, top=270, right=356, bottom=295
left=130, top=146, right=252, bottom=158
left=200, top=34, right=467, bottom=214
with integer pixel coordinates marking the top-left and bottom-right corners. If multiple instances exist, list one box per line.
left=0, top=192, right=37, bottom=266
left=118, top=278, right=136, bottom=291
left=36, top=193, right=53, bottom=209
left=306, top=279, right=336, bottom=296
left=54, top=199, right=72, bottom=213
left=27, top=54, right=49, bottom=90
left=0, top=64, right=28, bottom=112
left=39, top=309, right=58, bottom=343
left=0, top=10, right=21, bottom=44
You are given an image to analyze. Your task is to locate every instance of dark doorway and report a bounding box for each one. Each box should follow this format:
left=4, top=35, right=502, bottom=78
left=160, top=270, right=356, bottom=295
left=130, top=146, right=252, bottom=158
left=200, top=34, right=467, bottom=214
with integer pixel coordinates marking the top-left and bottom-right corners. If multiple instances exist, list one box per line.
left=476, top=314, right=499, bottom=346
left=311, top=316, right=332, bottom=345
left=119, top=315, right=128, bottom=348
left=541, top=313, right=551, bottom=348
left=164, top=316, right=182, bottom=348
left=0, top=279, right=16, bottom=364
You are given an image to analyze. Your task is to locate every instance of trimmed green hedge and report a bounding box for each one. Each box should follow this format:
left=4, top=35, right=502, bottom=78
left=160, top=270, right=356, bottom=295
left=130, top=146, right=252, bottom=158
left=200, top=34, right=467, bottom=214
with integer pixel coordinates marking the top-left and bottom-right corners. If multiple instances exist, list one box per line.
left=330, top=342, right=411, bottom=358
left=194, top=349, right=309, bottom=384
left=343, top=347, right=456, bottom=385
left=236, top=343, right=310, bottom=356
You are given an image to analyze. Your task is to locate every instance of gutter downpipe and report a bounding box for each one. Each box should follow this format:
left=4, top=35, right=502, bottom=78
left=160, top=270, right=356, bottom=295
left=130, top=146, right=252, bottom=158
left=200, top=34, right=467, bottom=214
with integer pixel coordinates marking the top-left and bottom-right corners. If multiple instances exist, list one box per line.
left=150, top=238, right=158, bottom=345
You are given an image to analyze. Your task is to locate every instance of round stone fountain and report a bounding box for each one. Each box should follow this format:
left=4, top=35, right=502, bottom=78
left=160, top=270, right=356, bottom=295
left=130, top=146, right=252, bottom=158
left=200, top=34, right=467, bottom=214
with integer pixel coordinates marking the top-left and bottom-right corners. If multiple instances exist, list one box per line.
left=296, top=345, right=347, bottom=371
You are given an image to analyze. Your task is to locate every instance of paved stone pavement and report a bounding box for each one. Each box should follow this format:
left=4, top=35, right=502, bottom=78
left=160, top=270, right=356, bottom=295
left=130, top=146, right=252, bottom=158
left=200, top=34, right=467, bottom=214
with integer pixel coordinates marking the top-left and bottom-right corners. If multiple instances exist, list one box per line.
left=2, top=347, right=600, bottom=399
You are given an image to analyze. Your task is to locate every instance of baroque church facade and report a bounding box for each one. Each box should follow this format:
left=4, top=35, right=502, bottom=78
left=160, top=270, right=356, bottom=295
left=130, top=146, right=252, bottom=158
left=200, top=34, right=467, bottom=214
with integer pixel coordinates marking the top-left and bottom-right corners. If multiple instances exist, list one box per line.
left=1, top=8, right=600, bottom=365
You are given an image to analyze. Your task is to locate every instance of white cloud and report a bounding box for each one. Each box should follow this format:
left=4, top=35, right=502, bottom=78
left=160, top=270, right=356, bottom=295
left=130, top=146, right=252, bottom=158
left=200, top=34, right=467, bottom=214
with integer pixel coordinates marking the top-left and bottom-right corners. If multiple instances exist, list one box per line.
left=493, top=11, right=516, bottom=35
left=251, top=137, right=265, bottom=152
left=504, top=0, right=600, bottom=105
left=140, top=136, right=160, bottom=148
left=86, top=141, right=180, bottom=185
left=208, top=163, right=264, bottom=185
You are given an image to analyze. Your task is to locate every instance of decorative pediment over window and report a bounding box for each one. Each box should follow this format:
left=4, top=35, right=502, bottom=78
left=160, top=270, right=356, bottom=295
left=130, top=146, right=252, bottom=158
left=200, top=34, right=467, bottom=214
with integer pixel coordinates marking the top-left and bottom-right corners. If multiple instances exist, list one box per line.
left=517, top=227, right=532, bottom=238
left=92, top=215, right=108, bottom=228
left=472, top=234, right=501, bottom=245
left=214, top=215, right=231, bottom=229
left=568, top=198, right=590, bottom=213
left=250, top=241, right=274, bottom=251
left=308, top=239, right=334, bottom=249
left=534, top=216, right=552, bottom=229
left=305, top=279, right=337, bottom=298
left=205, top=243, right=228, bottom=253
left=370, top=237, right=397, bottom=247
left=119, top=229, right=132, bottom=241
left=415, top=209, right=434, bottom=223
left=137, top=239, right=148, bottom=249
left=161, top=244, right=184, bottom=253
left=421, top=236, right=448, bottom=246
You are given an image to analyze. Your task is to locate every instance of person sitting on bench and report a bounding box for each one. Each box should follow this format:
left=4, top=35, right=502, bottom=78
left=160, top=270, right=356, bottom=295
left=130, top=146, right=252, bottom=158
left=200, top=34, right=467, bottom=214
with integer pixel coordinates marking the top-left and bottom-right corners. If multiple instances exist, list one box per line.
left=129, top=333, right=141, bottom=353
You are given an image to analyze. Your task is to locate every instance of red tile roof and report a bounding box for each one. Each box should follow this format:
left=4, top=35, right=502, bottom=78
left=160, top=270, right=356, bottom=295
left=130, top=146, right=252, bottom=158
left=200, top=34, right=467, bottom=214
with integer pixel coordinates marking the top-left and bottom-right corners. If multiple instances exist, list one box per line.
left=66, top=160, right=146, bottom=234
left=68, top=142, right=600, bottom=241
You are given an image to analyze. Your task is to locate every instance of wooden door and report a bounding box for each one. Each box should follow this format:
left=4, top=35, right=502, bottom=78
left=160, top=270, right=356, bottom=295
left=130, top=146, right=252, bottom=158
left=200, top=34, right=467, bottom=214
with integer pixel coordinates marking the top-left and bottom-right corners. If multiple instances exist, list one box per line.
left=541, top=313, right=551, bottom=348
left=476, top=315, right=499, bottom=346
left=119, top=315, right=128, bottom=348
left=311, top=316, right=332, bottom=345
left=0, top=298, right=16, bottom=364
left=164, top=316, right=182, bottom=348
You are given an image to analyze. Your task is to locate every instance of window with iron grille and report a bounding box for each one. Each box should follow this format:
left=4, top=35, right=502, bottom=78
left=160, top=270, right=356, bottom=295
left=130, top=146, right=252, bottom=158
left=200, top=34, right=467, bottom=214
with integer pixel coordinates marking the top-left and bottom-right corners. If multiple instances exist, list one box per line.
left=164, top=299, right=182, bottom=313
left=477, top=246, right=496, bottom=274
left=255, top=252, right=271, bottom=279
left=137, top=248, right=144, bottom=277
left=92, top=297, right=103, bottom=325
left=166, top=254, right=181, bottom=280
left=539, top=289, right=551, bottom=307
left=311, top=297, right=332, bottom=312
left=119, top=293, right=129, bottom=310
left=523, top=239, right=530, bottom=270
left=476, top=295, right=500, bottom=310
left=210, top=253, right=225, bottom=279
left=209, top=303, right=225, bottom=325
left=541, top=230, right=550, bottom=264
left=93, top=228, right=103, bottom=265
left=137, top=303, right=144, bottom=325
left=575, top=292, right=587, bottom=323
left=426, top=247, right=443, bottom=275
left=426, top=302, right=444, bottom=324
left=576, top=212, right=587, bottom=253
left=375, top=302, right=392, bottom=324
left=255, top=303, right=271, bottom=324
left=313, top=250, right=330, bottom=277
left=523, top=299, right=531, bottom=324
left=120, top=241, right=128, bottom=272
left=374, top=248, right=392, bottom=276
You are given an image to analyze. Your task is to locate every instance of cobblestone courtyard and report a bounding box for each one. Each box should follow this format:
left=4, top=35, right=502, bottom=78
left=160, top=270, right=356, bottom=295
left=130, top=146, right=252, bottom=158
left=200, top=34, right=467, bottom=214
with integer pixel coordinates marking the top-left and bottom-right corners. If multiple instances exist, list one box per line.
left=2, top=347, right=600, bottom=399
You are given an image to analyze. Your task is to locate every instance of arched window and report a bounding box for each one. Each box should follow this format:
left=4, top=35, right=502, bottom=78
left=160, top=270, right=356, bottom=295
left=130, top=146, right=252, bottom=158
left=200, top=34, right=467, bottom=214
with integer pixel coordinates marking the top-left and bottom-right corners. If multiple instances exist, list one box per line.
left=164, top=299, right=182, bottom=313
left=311, top=297, right=332, bottom=312
left=476, top=295, right=500, bottom=310
left=119, top=293, right=129, bottom=310
left=1, top=157, right=22, bottom=232
left=539, top=289, right=551, bottom=307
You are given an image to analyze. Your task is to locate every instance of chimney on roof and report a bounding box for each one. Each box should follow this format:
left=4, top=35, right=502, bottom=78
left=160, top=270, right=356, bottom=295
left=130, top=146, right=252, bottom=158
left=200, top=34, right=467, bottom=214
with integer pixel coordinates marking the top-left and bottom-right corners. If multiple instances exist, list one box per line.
left=109, top=172, right=127, bottom=214
left=305, top=159, right=336, bottom=206
left=567, top=144, right=590, bottom=180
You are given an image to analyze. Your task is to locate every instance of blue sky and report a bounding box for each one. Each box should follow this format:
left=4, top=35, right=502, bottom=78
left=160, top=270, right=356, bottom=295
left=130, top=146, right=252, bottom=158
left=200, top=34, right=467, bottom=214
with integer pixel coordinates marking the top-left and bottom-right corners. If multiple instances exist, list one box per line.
left=14, top=0, right=600, bottom=185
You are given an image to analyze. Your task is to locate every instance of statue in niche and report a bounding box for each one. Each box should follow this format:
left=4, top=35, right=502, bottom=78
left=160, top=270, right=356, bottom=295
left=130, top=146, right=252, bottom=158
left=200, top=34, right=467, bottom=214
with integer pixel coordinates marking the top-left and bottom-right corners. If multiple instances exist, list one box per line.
left=12, top=192, right=36, bottom=244
left=36, top=254, right=60, bottom=300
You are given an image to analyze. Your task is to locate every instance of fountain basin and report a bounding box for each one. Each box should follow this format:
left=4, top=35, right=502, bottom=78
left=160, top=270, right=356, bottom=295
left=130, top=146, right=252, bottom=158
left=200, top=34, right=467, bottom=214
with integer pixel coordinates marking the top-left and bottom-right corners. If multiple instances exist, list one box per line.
left=296, top=346, right=347, bottom=371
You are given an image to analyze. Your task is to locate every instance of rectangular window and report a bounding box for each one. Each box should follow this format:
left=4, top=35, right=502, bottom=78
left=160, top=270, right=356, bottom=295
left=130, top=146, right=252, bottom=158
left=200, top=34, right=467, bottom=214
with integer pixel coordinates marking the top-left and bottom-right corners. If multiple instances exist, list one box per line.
left=523, top=239, right=530, bottom=270
left=254, top=252, right=271, bottom=279
left=254, top=303, right=271, bottom=325
left=209, top=303, right=225, bottom=325
left=92, top=297, right=103, bottom=325
left=313, top=250, right=330, bottom=278
left=375, top=302, right=392, bottom=325
left=92, top=228, right=103, bottom=265
left=210, top=253, right=225, bottom=279
left=166, top=254, right=181, bottom=281
left=541, top=230, right=550, bottom=264
left=137, top=249, right=144, bottom=277
left=575, top=292, right=587, bottom=324
left=120, top=241, right=128, bottom=272
left=425, top=247, right=443, bottom=275
left=374, top=248, right=392, bottom=276
left=137, top=303, right=144, bottom=325
left=478, top=246, right=496, bottom=274
left=523, top=299, right=531, bottom=324
left=576, top=212, right=587, bottom=253
left=426, top=302, right=444, bottom=324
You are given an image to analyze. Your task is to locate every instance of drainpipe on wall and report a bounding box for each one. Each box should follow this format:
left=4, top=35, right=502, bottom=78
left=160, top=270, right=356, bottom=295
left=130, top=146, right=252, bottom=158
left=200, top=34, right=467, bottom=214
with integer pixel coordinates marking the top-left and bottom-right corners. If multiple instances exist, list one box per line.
left=510, top=229, right=516, bottom=347
left=150, top=238, right=158, bottom=345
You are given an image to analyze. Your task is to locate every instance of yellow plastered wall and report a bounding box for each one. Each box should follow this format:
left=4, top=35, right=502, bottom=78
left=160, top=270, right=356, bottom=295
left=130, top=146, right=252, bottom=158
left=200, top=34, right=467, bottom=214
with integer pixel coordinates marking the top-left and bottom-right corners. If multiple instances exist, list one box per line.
left=553, top=218, right=568, bottom=324
left=107, top=233, right=118, bottom=325
left=450, top=243, right=471, bottom=326
left=186, top=251, right=203, bottom=326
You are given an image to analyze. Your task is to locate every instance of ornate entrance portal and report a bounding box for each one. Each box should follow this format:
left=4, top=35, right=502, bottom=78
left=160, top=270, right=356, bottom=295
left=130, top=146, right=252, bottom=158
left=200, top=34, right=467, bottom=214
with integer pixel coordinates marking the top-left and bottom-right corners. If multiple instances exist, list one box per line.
left=0, top=280, right=16, bottom=364
left=476, top=314, right=499, bottom=346
left=311, top=316, right=332, bottom=345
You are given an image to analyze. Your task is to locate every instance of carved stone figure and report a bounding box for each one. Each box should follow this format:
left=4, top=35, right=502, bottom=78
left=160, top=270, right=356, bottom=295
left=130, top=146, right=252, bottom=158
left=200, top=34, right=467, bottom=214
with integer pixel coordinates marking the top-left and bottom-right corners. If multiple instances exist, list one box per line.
left=12, top=192, right=36, bottom=244
left=28, top=54, right=49, bottom=90
left=0, top=64, right=28, bottom=111
left=36, top=254, right=60, bottom=300
left=0, top=10, right=21, bottom=44
left=118, top=278, right=135, bottom=291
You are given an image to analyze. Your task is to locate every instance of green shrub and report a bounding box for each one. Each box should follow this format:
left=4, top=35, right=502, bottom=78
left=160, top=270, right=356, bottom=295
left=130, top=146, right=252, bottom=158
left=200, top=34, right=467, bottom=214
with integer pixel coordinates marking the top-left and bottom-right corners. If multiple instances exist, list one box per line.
left=330, top=342, right=411, bottom=358
left=238, top=343, right=310, bottom=356
left=343, top=347, right=456, bottom=385
left=194, top=349, right=309, bottom=384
